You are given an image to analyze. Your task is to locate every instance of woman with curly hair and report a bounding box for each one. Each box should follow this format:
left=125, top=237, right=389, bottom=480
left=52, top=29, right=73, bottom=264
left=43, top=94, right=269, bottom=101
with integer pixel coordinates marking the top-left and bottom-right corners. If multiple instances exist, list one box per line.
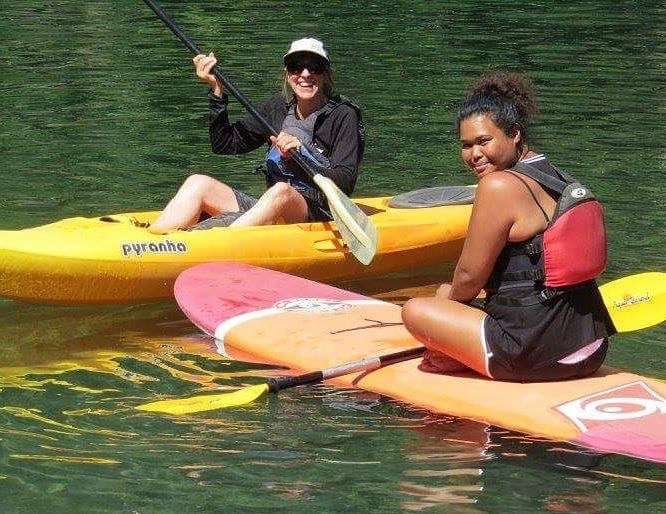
left=402, top=72, right=615, bottom=382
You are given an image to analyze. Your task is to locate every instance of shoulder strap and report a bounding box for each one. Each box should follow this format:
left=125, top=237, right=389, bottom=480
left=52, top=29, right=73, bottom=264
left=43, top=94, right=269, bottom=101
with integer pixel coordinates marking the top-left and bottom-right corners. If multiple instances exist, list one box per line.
left=336, top=94, right=362, bottom=113
left=512, top=161, right=567, bottom=194
left=506, top=171, right=551, bottom=223
left=550, top=164, right=577, bottom=183
left=316, top=94, right=365, bottom=161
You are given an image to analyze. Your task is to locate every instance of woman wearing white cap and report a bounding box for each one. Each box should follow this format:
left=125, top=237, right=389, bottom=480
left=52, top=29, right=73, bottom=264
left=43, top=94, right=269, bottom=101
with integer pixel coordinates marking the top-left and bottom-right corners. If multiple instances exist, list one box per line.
left=150, top=37, right=364, bottom=232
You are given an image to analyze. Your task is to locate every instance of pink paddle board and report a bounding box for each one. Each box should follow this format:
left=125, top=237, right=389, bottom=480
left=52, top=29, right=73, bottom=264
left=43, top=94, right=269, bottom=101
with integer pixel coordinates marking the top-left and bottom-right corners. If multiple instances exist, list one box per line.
left=175, top=262, right=666, bottom=463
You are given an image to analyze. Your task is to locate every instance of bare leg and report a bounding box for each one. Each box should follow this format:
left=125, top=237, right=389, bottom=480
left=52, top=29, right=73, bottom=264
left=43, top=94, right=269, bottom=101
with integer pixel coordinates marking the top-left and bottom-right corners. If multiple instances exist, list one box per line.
left=231, top=182, right=309, bottom=227
left=149, top=174, right=240, bottom=233
left=401, top=296, right=491, bottom=377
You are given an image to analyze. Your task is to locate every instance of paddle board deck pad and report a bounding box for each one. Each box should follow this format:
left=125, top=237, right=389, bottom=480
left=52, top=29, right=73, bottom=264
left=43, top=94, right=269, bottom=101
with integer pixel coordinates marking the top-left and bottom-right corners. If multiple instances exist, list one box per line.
left=175, top=262, right=666, bottom=464
left=0, top=192, right=472, bottom=304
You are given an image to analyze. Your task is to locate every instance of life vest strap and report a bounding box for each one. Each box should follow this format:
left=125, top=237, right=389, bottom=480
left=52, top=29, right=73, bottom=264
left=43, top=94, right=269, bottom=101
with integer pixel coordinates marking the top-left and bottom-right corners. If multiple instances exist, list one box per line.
left=495, top=268, right=545, bottom=283
left=499, top=236, right=543, bottom=257
left=513, top=162, right=569, bottom=194
left=487, top=282, right=592, bottom=307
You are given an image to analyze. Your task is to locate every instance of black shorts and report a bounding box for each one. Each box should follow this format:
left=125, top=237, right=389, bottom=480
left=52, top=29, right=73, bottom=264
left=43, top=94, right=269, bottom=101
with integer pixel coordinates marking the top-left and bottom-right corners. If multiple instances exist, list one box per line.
left=483, top=315, right=609, bottom=382
left=192, top=186, right=330, bottom=229
left=232, top=188, right=260, bottom=211
left=190, top=188, right=258, bottom=230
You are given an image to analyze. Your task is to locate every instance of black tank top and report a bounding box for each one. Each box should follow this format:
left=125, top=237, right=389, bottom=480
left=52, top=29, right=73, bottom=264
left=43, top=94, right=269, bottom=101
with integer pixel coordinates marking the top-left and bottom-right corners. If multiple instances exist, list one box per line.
left=482, top=155, right=616, bottom=364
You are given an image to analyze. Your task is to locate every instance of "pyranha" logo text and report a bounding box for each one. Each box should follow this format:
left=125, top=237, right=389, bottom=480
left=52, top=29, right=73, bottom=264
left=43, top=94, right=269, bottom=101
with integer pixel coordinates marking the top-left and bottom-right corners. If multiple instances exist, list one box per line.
left=121, top=240, right=188, bottom=257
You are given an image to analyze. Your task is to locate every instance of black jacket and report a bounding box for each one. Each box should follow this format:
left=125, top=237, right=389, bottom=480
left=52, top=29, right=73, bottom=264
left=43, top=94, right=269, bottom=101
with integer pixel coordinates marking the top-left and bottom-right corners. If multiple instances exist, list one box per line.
left=208, top=92, right=364, bottom=199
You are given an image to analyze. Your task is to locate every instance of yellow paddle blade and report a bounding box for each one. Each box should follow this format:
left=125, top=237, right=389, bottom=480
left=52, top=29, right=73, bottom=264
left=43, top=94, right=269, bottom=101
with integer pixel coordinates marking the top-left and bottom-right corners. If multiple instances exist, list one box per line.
left=600, top=272, right=666, bottom=333
left=136, top=384, right=270, bottom=415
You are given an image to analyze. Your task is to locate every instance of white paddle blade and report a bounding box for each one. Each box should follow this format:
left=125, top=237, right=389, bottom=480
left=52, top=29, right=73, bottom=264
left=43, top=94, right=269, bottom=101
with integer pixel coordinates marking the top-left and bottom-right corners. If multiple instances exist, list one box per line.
left=313, top=174, right=378, bottom=265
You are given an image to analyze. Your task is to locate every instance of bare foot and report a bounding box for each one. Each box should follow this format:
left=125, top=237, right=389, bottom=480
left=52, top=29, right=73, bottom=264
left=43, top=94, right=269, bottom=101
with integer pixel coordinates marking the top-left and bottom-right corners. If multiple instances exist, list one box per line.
left=418, top=350, right=468, bottom=374
left=147, top=225, right=172, bottom=235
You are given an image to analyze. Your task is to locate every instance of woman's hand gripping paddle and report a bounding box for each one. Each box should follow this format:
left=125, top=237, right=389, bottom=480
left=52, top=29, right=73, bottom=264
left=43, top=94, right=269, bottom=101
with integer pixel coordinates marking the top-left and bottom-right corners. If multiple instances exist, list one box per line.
left=141, top=0, right=378, bottom=265
left=135, top=273, right=664, bottom=415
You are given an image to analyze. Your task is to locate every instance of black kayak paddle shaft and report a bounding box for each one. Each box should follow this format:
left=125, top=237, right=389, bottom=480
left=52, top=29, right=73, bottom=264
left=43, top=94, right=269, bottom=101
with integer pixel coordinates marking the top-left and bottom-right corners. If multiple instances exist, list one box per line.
left=266, top=347, right=426, bottom=393
left=141, top=0, right=323, bottom=180
left=142, top=0, right=277, bottom=137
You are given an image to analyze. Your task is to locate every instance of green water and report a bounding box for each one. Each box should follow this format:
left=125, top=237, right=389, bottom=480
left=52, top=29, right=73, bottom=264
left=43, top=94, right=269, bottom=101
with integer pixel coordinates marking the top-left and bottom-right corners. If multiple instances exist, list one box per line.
left=1, top=0, right=664, bottom=512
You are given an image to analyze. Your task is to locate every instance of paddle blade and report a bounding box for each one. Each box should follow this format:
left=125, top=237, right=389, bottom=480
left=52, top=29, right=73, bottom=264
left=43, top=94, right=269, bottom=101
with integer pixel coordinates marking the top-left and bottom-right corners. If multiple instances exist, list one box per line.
left=313, top=174, right=379, bottom=265
left=136, top=384, right=270, bottom=415
left=600, top=272, right=666, bottom=332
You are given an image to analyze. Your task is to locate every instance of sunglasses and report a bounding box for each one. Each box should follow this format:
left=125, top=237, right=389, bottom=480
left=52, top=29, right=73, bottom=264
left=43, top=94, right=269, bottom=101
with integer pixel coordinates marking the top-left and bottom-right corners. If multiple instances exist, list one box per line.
left=285, top=57, right=329, bottom=75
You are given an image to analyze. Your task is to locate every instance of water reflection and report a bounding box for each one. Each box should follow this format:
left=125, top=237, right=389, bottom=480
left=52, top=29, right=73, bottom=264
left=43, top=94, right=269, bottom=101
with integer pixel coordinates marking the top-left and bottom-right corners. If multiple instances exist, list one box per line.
left=1, top=0, right=665, bottom=510
left=0, top=302, right=219, bottom=387
left=0, top=311, right=663, bottom=511
left=400, top=419, right=489, bottom=511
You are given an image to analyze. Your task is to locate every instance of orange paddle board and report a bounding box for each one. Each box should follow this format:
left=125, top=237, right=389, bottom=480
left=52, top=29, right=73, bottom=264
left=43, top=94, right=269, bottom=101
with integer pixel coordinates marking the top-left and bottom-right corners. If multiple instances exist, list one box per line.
left=175, top=262, right=666, bottom=463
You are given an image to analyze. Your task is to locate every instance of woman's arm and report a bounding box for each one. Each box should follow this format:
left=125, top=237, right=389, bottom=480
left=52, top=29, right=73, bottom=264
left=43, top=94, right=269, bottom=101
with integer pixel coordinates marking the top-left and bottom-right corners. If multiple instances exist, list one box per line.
left=192, top=52, right=277, bottom=156
left=208, top=94, right=280, bottom=155
left=449, top=173, right=517, bottom=302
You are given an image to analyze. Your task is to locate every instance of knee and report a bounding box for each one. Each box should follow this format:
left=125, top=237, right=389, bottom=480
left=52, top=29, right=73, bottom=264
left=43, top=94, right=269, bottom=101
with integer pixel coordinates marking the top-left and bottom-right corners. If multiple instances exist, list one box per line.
left=265, top=182, right=301, bottom=207
left=402, top=298, right=439, bottom=346
left=402, top=298, right=428, bottom=330
left=182, top=173, right=215, bottom=192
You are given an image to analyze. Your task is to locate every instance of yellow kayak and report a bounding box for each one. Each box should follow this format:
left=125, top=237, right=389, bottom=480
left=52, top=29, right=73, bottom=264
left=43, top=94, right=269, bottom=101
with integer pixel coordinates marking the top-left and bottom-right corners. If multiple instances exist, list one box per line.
left=0, top=191, right=473, bottom=305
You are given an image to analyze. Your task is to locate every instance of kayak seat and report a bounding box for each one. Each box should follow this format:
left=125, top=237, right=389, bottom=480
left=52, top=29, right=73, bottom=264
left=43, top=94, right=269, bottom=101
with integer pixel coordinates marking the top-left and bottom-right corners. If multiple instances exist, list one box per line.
left=389, top=185, right=476, bottom=209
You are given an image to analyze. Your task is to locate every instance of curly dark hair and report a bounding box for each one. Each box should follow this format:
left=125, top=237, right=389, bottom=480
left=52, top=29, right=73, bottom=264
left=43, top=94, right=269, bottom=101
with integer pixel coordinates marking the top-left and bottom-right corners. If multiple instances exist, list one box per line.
left=456, top=72, right=539, bottom=144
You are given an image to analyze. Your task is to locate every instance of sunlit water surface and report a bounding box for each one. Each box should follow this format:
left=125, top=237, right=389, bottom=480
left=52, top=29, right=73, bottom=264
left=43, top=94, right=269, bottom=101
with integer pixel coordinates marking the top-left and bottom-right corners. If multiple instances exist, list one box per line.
left=0, top=1, right=664, bottom=512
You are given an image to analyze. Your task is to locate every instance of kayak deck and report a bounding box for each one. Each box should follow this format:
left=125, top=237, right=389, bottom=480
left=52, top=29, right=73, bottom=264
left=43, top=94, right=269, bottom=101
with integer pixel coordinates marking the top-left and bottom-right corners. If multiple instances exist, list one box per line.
left=0, top=196, right=471, bottom=304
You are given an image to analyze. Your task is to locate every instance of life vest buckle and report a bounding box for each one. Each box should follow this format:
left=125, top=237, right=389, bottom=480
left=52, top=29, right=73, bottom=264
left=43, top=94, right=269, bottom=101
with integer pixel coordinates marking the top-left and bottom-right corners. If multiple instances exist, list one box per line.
left=539, top=288, right=559, bottom=302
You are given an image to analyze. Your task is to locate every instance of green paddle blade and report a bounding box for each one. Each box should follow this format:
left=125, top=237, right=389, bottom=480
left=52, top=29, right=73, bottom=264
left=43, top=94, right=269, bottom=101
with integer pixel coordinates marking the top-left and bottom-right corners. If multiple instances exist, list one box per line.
left=313, top=174, right=378, bottom=265
left=136, top=383, right=270, bottom=415
left=600, top=272, right=666, bottom=333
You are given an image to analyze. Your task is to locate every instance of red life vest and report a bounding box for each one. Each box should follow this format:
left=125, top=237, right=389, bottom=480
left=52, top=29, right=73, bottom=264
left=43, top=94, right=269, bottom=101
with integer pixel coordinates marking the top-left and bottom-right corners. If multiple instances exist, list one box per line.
left=486, top=160, right=607, bottom=299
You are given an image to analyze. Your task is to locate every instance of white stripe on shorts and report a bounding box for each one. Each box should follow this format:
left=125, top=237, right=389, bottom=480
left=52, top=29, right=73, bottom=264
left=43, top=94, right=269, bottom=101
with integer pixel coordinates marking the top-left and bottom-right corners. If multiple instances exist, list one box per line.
left=480, top=316, right=494, bottom=378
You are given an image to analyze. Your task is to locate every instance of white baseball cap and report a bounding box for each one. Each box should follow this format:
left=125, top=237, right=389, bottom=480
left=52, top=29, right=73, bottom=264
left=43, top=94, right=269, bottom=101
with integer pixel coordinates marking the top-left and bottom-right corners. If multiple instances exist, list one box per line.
left=283, top=37, right=330, bottom=64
